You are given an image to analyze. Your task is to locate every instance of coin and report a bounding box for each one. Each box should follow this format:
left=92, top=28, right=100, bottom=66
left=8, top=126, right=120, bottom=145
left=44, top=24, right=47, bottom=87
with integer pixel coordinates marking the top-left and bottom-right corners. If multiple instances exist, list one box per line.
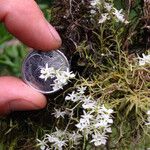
left=22, top=50, right=70, bottom=94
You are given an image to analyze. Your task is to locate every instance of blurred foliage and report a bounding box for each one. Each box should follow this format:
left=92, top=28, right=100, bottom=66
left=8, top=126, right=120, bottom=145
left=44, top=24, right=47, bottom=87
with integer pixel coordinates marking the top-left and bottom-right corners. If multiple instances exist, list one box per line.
left=38, top=0, right=54, bottom=21
left=0, top=44, right=27, bottom=77
left=0, top=24, right=12, bottom=45
left=0, top=23, right=27, bottom=77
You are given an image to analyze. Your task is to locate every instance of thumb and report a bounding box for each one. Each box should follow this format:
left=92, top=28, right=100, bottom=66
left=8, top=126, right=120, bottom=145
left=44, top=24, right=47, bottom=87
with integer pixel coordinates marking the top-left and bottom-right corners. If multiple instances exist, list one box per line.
left=0, top=77, right=47, bottom=115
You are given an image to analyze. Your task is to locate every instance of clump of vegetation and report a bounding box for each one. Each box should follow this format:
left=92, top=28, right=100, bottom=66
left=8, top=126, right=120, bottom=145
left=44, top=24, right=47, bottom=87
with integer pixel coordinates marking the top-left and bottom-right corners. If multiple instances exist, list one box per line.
left=0, top=0, right=150, bottom=149
left=38, top=0, right=150, bottom=149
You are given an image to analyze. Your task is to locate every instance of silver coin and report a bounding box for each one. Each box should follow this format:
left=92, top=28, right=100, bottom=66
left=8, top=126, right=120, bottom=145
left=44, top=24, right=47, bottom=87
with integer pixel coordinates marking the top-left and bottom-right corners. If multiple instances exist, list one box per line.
left=22, top=50, right=70, bottom=94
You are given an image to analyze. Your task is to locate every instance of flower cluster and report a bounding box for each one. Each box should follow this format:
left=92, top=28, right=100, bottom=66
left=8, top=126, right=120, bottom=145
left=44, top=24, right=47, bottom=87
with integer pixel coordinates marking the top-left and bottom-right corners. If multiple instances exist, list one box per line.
left=65, top=86, right=114, bottom=146
left=90, top=0, right=128, bottom=24
left=145, top=110, right=150, bottom=125
left=37, top=129, right=67, bottom=150
left=37, top=86, right=114, bottom=149
left=39, top=63, right=75, bottom=91
left=37, top=129, right=82, bottom=150
left=138, top=53, right=150, bottom=66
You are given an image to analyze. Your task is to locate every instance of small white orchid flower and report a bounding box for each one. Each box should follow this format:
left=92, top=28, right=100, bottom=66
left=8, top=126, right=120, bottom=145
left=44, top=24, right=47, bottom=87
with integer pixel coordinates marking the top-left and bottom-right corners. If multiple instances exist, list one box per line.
left=52, top=108, right=66, bottom=118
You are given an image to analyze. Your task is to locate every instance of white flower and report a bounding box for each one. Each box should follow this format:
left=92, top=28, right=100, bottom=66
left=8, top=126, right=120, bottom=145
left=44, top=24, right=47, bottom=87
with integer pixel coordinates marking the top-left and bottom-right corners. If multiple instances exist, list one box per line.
left=55, top=72, right=68, bottom=85
left=53, top=139, right=67, bottom=150
left=94, top=105, right=113, bottom=128
left=104, top=127, right=112, bottom=133
left=52, top=108, right=66, bottom=118
left=44, top=130, right=67, bottom=150
left=94, top=120, right=108, bottom=128
left=65, top=91, right=80, bottom=102
left=147, top=110, right=150, bottom=115
left=99, top=13, right=109, bottom=24
left=52, top=69, right=75, bottom=91
left=90, top=0, right=100, bottom=7
left=52, top=79, right=64, bottom=91
left=104, top=2, right=112, bottom=12
left=37, top=139, right=49, bottom=150
left=113, top=9, right=124, bottom=21
left=81, top=110, right=94, bottom=124
left=39, top=63, right=55, bottom=81
left=90, top=132, right=108, bottom=146
left=61, top=68, right=75, bottom=79
left=94, top=115, right=113, bottom=128
left=113, top=8, right=128, bottom=23
left=77, top=86, right=87, bottom=94
left=98, top=105, right=113, bottom=115
left=82, top=99, right=96, bottom=109
left=46, top=134, right=59, bottom=143
left=76, top=118, right=89, bottom=131
left=90, top=9, right=96, bottom=14
left=82, top=96, right=96, bottom=109
left=40, top=63, right=50, bottom=74
left=138, top=53, right=150, bottom=66
left=102, top=114, right=113, bottom=124
left=146, top=110, right=150, bottom=125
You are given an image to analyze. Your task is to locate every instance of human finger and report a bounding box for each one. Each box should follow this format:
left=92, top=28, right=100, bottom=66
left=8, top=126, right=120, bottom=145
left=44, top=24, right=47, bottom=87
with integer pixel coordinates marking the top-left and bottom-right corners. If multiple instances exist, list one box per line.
left=0, top=76, right=47, bottom=115
left=0, top=0, right=61, bottom=50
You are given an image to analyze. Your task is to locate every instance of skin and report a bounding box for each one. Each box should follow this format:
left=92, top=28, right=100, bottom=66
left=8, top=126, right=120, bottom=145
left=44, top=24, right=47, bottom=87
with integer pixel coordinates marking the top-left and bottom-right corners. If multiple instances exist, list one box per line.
left=0, top=0, right=62, bottom=115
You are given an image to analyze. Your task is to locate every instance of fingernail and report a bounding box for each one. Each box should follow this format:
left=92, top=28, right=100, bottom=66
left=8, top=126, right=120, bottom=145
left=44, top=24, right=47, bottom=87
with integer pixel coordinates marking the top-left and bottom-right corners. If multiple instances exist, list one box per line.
left=47, top=23, right=62, bottom=43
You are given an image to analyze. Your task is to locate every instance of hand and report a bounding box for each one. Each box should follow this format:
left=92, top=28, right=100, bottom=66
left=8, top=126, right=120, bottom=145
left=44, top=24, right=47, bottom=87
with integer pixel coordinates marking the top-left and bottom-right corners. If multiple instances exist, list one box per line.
left=0, top=0, right=62, bottom=115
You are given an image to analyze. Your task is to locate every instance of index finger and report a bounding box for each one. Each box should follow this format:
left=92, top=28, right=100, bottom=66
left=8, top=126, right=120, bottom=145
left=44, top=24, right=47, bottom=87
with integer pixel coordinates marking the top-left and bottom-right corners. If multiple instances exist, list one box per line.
left=0, top=0, right=61, bottom=50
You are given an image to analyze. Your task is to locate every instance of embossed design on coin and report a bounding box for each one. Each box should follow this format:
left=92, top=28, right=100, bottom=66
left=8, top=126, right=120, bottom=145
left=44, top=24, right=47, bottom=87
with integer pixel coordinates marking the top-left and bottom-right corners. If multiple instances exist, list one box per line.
left=22, top=50, right=70, bottom=94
